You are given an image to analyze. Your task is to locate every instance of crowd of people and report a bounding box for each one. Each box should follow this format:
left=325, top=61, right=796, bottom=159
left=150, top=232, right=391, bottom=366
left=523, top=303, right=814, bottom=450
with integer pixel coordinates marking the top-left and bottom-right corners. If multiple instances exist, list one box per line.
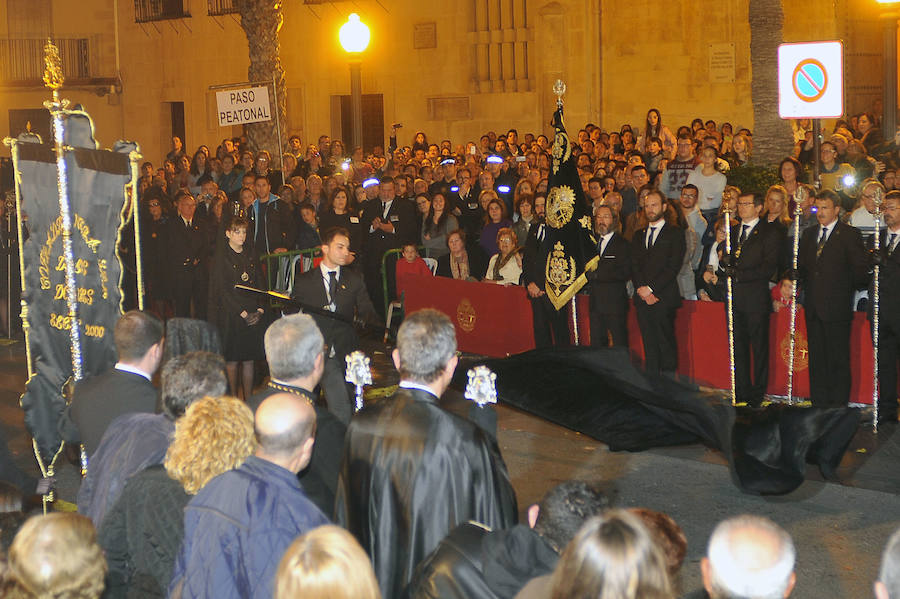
left=129, top=108, right=899, bottom=414
left=0, top=307, right=898, bottom=598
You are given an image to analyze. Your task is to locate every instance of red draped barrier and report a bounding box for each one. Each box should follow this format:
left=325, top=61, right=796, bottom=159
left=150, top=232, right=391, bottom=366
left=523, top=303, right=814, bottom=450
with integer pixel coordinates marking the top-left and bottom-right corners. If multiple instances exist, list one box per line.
left=404, top=275, right=875, bottom=404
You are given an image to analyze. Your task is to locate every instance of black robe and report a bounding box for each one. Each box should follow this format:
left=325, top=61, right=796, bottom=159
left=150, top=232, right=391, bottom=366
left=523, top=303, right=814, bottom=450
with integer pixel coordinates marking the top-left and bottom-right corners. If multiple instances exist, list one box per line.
left=335, top=387, right=517, bottom=599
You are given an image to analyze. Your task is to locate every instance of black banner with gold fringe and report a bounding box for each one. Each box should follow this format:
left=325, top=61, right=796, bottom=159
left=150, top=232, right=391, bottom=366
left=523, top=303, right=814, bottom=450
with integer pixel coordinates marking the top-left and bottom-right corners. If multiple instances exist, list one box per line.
left=9, top=110, right=135, bottom=464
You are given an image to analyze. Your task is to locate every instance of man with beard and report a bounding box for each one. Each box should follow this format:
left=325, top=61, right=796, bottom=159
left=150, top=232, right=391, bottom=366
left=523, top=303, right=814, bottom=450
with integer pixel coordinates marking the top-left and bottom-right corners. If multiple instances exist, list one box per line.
left=631, top=190, right=686, bottom=375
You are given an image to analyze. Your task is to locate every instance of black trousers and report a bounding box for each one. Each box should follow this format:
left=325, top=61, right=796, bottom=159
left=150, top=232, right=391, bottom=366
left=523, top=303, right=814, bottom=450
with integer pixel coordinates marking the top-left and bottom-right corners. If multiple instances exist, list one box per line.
left=875, top=315, right=900, bottom=421
left=320, top=355, right=352, bottom=426
left=805, top=311, right=852, bottom=407
left=172, top=265, right=208, bottom=320
left=531, top=295, right=570, bottom=348
left=635, top=303, right=677, bottom=374
left=589, top=309, right=628, bottom=348
left=733, top=309, right=770, bottom=404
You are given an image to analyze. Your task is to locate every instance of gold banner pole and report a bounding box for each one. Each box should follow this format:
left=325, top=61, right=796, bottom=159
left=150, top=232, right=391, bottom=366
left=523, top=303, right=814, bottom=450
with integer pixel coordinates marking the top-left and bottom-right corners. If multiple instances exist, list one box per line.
left=723, top=204, right=737, bottom=406
left=787, top=190, right=804, bottom=404
left=872, top=188, right=883, bottom=432
left=128, top=150, right=145, bottom=311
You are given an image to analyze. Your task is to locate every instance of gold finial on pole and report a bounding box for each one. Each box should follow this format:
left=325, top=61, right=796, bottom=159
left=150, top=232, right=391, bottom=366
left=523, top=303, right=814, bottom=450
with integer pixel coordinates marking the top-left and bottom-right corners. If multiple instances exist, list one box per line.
left=42, top=38, right=64, bottom=103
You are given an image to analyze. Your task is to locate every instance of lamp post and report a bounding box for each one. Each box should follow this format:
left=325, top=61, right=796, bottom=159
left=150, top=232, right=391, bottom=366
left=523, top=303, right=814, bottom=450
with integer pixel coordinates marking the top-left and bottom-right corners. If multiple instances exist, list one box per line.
left=339, top=13, right=370, bottom=152
left=877, top=1, right=900, bottom=141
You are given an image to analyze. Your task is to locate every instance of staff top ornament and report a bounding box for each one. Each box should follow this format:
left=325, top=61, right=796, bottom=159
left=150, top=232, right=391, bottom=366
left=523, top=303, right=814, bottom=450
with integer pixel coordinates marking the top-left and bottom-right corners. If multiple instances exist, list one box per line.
left=465, top=365, right=497, bottom=408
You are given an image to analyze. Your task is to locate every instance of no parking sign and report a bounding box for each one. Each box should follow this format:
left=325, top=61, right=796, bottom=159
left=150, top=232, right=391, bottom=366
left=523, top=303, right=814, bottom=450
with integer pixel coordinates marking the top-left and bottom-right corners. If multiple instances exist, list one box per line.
left=778, top=41, right=843, bottom=119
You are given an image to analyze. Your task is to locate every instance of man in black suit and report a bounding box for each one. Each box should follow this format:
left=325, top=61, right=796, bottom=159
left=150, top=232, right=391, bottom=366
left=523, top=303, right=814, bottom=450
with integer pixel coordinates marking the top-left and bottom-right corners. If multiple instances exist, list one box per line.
left=798, top=190, right=869, bottom=407
left=360, top=176, right=417, bottom=317
left=722, top=192, right=780, bottom=406
left=247, top=313, right=346, bottom=514
left=251, top=175, right=296, bottom=255
left=292, top=226, right=378, bottom=424
left=631, top=189, right=686, bottom=375
left=58, top=311, right=164, bottom=456
left=165, top=191, right=209, bottom=319
left=522, top=195, right=569, bottom=347
left=870, top=191, right=900, bottom=424
left=587, top=204, right=631, bottom=347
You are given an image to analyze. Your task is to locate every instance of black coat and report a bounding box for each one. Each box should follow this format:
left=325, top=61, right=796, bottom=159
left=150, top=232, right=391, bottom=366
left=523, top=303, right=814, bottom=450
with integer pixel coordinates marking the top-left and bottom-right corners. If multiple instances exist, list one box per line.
left=252, top=197, right=297, bottom=254
left=436, top=247, right=487, bottom=281
left=799, top=221, right=868, bottom=321
left=58, top=369, right=158, bottom=457
left=335, top=387, right=518, bottom=599
left=360, top=198, right=418, bottom=254
left=291, top=265, right=377, bottom=360
left=631, top=222, right=686, bottom=309
left=405, top=523, right=558, bottom=599
left=727, top=220, right=781, bottom=313
left=164, top=216, right=208, bottom=271
left=247, top=384, right=346, bottom=516
left=586, top=232, right=632, bottom=314
left=521, top=222, right=549, bottom=287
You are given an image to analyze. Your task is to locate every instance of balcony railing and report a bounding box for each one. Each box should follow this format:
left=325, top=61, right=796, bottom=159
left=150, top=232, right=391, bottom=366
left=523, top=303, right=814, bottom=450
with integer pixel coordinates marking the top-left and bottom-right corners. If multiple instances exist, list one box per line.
left=134, top=0, right=190, bottom=23
left=208, top=0, right=238, bottom=16
left=0, top=38, right=90, bottom=85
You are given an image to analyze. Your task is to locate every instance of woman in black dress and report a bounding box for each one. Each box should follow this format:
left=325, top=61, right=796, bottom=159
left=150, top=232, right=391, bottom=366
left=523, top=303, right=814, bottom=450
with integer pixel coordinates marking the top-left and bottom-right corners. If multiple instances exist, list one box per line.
left=207, top=217, right=265, bottom=399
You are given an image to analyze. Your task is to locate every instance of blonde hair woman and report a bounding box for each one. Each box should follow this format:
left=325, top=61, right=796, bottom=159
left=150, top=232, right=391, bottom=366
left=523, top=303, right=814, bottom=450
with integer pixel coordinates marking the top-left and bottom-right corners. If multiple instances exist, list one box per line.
left=2, top=513, right=107, bottom=599
left=548, top=510, right=674, bottom=599
left=275, top=525, right=381, bottom=599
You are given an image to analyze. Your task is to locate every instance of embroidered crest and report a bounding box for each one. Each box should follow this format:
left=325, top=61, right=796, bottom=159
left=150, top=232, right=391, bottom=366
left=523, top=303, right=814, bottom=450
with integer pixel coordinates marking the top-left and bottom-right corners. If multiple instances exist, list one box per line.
left=551, top=129, right=571, bottom=175
left=545, top=241, right=576, bottom=292
left=546, top=185, right=576, bottom=229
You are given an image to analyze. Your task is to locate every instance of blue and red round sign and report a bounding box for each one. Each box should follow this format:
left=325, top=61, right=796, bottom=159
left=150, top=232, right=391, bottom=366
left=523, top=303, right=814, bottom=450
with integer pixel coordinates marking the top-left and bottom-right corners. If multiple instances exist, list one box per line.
left=792, top=59, right=828, bottom=103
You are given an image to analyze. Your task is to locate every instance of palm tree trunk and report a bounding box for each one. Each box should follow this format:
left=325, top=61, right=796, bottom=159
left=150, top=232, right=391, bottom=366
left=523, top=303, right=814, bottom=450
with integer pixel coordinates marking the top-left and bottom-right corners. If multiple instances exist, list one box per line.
left=236, top=0, right=287, bottom=157
left=749, top=0, right=792, bottom=164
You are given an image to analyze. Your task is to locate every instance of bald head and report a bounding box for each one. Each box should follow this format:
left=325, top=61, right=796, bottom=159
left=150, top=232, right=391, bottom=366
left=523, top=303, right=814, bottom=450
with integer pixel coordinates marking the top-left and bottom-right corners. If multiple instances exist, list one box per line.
left=703, top=515, right=796, bottom=599
left=255, top=393, right=317, bottom=473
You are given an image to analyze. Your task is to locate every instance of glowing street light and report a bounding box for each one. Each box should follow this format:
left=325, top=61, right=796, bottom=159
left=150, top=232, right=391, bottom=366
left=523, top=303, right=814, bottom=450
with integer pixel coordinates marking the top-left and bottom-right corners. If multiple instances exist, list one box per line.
left=340, top=13, right=370, bottom=151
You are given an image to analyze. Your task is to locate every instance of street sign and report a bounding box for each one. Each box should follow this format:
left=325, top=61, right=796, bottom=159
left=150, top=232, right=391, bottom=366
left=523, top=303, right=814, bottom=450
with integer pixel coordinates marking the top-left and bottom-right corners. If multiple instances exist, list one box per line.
left=778, top=41, right=843, bottom=119
left=215, top=86, right=272, bottom=127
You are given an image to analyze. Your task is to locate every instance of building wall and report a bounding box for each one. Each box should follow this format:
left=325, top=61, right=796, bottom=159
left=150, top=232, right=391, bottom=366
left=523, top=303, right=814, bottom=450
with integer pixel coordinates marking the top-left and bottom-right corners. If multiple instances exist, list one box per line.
left=0, top=0, right=890, bottom=164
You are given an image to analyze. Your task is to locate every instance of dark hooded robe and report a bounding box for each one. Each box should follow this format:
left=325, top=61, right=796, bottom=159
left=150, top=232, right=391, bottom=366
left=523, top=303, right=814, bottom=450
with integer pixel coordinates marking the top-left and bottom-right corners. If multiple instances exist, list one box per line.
left=334, top=386, right=517, bottom=599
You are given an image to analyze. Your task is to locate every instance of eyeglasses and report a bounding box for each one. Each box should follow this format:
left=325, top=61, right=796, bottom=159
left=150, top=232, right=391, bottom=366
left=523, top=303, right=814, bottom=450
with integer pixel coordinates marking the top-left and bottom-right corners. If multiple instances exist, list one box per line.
left=736, top=201, right=755, bottom=207
left=149, top=202, right=160, bottom=207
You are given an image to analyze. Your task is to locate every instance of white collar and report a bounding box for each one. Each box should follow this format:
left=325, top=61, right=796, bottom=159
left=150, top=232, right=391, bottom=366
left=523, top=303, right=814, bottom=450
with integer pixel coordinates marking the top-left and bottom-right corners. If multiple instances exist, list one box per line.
left=319, top=263, right=340, bottom=279
left=115, top=362, right=152, bottom=382
left=399, top=380, right=440, bottom=398
left=741, top=217, right=760, bottom=230
left=601, top=231, right=614, bottom=241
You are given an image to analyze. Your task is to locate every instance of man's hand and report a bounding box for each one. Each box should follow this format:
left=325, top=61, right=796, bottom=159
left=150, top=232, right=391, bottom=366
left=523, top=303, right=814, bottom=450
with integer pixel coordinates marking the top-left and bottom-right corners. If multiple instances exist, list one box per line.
left=636, top=285, right=653, bottom=300
left=644, top=293, right=659, bottom=305
left=274, top=247, right=287, bottom=254
left=526, top=282, right=545, bottom=298
left=698, top=290, right=712, bottom=302
left=702, top=271, right=717, bottom=285
left=379, top=221, right=395, bottom=233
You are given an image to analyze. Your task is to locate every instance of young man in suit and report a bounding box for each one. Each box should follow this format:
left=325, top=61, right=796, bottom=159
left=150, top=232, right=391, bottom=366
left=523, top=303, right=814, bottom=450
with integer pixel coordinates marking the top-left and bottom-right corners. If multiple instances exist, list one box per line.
left=58, top=311, right=164, bottom=457
left=587, top=204, right=631, bottom=348
left=292, top=226, right=377, bottom=424
left=722, top=192, right=780, bottom=406
left=360, top=176, right=417, bottom=317
left=798, top=190, right=869, bottom=407
left=630, top=190, right=686, bottom=375
left=870, top=191, right=900, bottom=424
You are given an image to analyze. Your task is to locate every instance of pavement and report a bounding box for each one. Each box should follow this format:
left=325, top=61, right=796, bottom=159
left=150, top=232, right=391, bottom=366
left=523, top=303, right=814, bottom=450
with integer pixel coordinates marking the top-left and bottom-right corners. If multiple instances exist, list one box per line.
left=0, top=334, right=897, bottom=598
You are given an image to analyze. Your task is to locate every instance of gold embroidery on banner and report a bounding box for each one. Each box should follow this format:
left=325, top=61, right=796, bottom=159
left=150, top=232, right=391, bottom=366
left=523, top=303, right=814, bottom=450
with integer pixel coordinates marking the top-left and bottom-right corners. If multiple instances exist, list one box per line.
left=456, top=298, right=476, bottom=332
left=546, top=185, right=576, bottom=229
left=780, top=330, right=809, bottom=371
left=551, top=130, right=571, bottom=175
left=546, top=242, right=576, bottom=294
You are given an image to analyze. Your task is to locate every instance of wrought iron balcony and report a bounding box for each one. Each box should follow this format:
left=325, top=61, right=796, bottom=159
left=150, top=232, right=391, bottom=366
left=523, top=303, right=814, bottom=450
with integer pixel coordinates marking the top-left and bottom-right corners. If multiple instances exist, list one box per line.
left=208, top=0, right=238, bottom=16
left=134, top=0, right=190, bottom=23
left=0, top=38, right=91, bottom=85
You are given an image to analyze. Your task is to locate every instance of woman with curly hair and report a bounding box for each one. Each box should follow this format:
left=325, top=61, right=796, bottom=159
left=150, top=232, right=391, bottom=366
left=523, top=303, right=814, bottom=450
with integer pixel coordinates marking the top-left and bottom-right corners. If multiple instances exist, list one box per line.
left=98, top=396, right=255, bottom=598
left=276, top=525, right=381, bottom=599
left=2, top=512, right=107, bottom=599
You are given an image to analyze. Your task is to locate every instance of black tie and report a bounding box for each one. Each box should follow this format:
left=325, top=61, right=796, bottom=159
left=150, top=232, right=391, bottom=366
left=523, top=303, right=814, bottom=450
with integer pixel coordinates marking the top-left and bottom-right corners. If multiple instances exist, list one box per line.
left=646, top=227, right=656, bottom=249
left=538, top=224, right=545, bottom=242
left=816, top=226, right=827, bottom=259
left=739, top=224, right=748, bottom=244
left=889, top=233, right=897, bottom=255
left=328, top=271, right=338, bottom=302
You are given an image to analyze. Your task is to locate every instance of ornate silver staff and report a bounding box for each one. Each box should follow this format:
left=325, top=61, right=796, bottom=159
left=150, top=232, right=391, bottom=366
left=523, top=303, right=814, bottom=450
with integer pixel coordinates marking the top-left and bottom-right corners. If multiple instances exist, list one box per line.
left=465, top=365, right=498, bottom=407
left=872, top=187, right=883, bottom=432
left=786, top=188, right=805, bottom=404
left=723, top=203, right=737, bottom=406
left=345, top=350, right=372, bottom=412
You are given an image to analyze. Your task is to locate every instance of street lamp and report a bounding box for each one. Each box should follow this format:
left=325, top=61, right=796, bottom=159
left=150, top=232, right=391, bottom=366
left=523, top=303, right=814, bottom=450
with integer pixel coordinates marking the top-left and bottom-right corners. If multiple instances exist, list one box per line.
left=340, top=13, right=370, bottom=152
left=877, top=1, right=900, bottom=141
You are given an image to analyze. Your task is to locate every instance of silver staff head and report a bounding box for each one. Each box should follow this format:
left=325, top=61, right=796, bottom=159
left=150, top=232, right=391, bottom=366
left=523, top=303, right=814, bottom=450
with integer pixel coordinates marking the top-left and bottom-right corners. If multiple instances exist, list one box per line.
left=465, top=365, right=497, bottom=408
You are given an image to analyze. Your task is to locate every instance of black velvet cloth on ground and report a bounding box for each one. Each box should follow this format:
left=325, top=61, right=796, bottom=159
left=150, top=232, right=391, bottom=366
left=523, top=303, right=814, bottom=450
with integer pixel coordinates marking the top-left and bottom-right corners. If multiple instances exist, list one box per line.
left=455, top=347, right=860, bottom=495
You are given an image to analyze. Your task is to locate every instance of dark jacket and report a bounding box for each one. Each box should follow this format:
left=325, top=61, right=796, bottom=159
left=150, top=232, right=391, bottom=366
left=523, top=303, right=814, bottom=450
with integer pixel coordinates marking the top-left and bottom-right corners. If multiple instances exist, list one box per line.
left=58, top=368, right=158, bottom=457
left=251, top=195, right=297, bottom=254
left=99, top=465, right=188, bottom=599
left=247, top=383, right=346, bottom=516
left=77, top=413, right=174, bottom=528
left=291, top=265, right=377, bottom=360
left=163, top=216, right=208, bottom=271
left=631, top=222, right=687, bottom=309
left=522, top=222, right=549, bottom=288
left=406, top=523, right=558, bottom=599
left=169, top=455, right=329, bottom=599
left=586, top=232, right=632, bottom=314
left=335, top=387, right=518, bottom=599
left=799, top=220, right=868, bottom=321
left=360, top=198, right=418, bottom=253
left=727, top=219, right=781, bottom=313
